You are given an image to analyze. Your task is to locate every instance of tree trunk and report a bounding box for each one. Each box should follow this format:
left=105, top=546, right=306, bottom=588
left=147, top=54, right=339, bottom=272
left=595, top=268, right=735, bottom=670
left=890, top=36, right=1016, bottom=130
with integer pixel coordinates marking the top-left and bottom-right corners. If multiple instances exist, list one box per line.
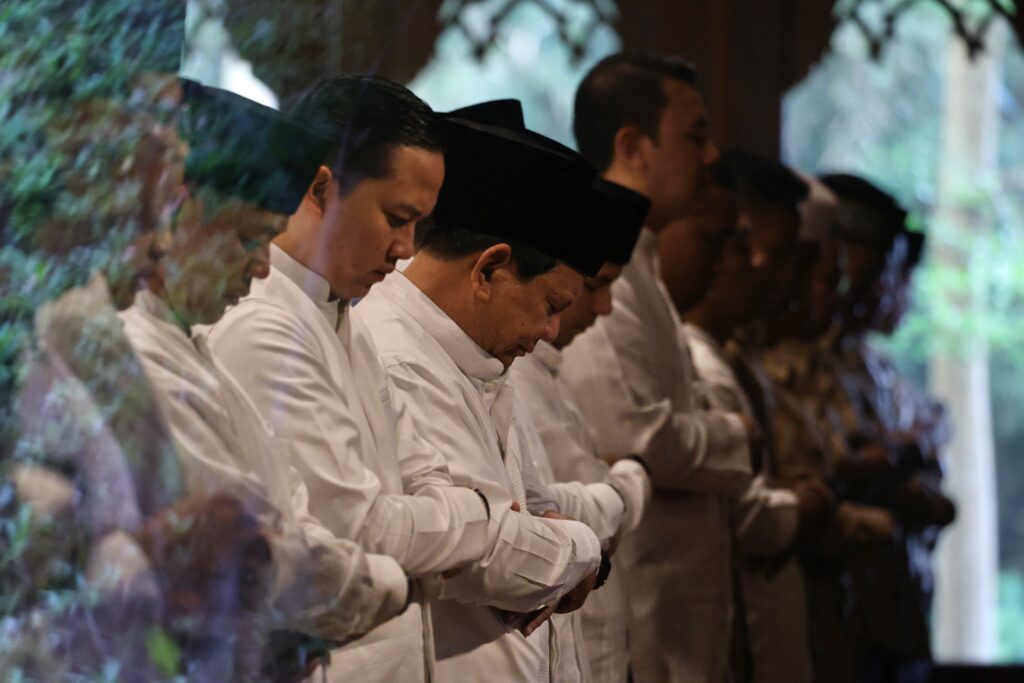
left=930, top=21, right=1006, bottom=663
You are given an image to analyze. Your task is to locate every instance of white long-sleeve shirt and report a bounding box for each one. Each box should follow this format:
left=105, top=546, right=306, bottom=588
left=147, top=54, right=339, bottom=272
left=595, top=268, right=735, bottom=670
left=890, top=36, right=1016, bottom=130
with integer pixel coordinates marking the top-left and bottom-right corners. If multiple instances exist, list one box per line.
left=207, top=245, right=490, bottom=683
left=684, top=322, right=811, bottom=683
left=559, top=228, right=751, bottom=683
left=511, top=342, right=652, bottom=683
left=356, top=271, right=602, bottom=683
left=121, top=290, right=407, bottom=640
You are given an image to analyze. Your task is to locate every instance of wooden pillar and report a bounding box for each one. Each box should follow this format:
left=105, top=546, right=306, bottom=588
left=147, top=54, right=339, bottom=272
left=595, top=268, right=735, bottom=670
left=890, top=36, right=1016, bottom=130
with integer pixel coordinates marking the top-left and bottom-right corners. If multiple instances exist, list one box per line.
left=615, top=0, right=834, bottom=157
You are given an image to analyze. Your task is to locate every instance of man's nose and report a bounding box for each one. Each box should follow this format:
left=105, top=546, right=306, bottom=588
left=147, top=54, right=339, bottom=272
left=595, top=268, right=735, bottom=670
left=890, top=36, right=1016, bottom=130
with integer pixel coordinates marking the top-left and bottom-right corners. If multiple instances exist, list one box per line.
left=390, top=223, right=416, bottom=261
left=248, top=244, right=271, bottom=280
left=594, top=289, right=613, bottom=317
left=542, top=316, right=561, bottom=343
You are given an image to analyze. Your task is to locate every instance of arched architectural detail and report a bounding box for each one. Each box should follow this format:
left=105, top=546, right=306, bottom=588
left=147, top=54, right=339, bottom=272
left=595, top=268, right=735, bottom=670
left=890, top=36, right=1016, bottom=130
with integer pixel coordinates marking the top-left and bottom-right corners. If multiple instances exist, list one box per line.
left=218, top=0, right=445, bottom=107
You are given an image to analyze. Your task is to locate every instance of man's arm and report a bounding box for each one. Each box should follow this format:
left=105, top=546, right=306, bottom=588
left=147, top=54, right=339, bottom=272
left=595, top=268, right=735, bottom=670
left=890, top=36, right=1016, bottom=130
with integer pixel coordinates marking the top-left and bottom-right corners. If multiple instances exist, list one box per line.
left=208, top=302, right=489, bottom=576
left=129, top=342, right=408, bottom=641
left=561, top=323, right=751, bottom=498
left=387, top=361, right=602, bottom=613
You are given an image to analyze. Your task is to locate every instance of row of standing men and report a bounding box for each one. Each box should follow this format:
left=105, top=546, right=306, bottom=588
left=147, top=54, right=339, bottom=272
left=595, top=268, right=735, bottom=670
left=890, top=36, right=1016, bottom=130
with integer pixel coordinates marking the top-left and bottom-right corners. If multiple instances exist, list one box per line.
left=8, top=51, right=954, bottom=683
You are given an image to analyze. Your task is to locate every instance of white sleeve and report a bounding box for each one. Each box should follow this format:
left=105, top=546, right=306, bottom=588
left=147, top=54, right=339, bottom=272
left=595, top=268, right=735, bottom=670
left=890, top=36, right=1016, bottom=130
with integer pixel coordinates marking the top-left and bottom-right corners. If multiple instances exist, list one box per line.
left=562, top=323, right=751, bottom=498
left=130, top=342, right=408, bottom=641
left=732, top=475, right=799, bottom=557
left=208, top=302, right=489, bottom=575
left=388, top=361, right=601, bottom=613
left=285, top=469, right=410, bottom=638
left=515, top=403, right=624, bottom=546
left=606, top=458, right=652, bottom=535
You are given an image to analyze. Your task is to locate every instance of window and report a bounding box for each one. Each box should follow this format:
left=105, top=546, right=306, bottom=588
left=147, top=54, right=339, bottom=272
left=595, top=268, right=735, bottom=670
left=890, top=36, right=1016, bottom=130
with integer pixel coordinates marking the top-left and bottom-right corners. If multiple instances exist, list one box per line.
left=784, top=7, right=1024, bottom=662
left=408, top=0, right=620, bottom=147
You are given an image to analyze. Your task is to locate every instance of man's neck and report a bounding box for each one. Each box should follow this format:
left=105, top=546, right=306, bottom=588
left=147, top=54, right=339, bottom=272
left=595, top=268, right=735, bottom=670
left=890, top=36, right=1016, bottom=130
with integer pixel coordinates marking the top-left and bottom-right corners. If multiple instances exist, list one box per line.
left=273, top=222, right=337, bottom=291
left=142, top=278, right=192, bottom=336
left=402, top=254, right=487, bottom=349
left=601, top=168, right=663, bottom=231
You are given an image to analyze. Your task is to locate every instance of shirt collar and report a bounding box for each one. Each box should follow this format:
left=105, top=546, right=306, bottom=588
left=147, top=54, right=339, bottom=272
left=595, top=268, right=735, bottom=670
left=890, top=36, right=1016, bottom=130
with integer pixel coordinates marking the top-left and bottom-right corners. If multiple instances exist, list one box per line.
left=531, top=340, right=562, bottom=374
left=134, top=288, right=191, bottom=335
left=681, top=321, right=723, bottom=358
left=380, top=272, right=506, bottom=383
left=270, top=244, right=338, bottom=305
left=635, top=226, right=659, bottom=265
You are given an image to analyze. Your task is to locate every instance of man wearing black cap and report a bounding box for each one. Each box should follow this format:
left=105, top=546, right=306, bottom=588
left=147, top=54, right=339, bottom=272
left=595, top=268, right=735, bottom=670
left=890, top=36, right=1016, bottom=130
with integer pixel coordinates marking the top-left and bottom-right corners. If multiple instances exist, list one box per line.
left=207, top=76, right=495, bottom=683
left=508, top=178, right=653, bottom=683
left=356, top=101, right=607, bottom=682
left=558, top=52, right=755, bottom=683
left=120, top=80, right=412, bottom=678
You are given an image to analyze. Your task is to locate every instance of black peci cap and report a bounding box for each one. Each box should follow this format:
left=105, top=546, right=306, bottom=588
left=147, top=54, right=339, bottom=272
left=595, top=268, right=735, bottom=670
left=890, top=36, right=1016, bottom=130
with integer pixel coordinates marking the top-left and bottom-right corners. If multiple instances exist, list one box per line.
left=180, top=79, right=332, bottom=216
left=720, top=150, right=809, bottom=207
left=433, top=100, right=604, bottom=276
left=592, top=178, right=650, bottom=265
left=819, top=173, right=907, bottom=252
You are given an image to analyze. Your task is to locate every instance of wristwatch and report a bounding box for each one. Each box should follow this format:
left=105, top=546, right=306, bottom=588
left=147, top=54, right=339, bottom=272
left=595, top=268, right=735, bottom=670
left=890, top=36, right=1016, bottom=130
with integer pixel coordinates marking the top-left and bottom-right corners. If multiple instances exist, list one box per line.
left=595, top=550, right=612, bottom=589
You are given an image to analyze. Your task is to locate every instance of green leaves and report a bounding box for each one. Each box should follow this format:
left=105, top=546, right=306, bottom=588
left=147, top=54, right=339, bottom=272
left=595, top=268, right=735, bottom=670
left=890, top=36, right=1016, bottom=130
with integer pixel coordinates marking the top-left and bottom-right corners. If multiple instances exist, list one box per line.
left=145, top=627, right=182, bottom=677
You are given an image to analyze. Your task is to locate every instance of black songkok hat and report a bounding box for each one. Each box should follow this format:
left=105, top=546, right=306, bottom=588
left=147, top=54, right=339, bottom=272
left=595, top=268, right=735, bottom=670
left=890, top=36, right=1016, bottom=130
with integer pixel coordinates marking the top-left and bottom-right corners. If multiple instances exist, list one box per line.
left=720, top=150, right=809, bottom=206
left=433, top=100, right=603, bottom=277
left=820, top=173, right=907, bottom=252
left=180, top=79, right=332, bottom=215
left=592, top=179, right=650, bottom=265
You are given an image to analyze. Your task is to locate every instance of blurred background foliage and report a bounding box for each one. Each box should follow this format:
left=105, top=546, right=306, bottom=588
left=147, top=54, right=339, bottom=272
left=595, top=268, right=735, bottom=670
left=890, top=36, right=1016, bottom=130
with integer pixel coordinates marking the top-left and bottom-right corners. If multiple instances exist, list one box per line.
left=0, top=2, right=184, bottom=679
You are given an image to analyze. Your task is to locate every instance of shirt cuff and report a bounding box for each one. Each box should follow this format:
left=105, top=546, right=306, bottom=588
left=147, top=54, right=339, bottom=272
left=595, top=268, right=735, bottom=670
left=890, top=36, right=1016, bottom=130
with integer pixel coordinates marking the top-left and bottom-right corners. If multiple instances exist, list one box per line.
left=564, top=519, right=602, bottom=574
left=734, top=482, right=800, bottom=556
left=607, top=458, right=652, bottom=534
left=360, top=553, right=410, bottom=632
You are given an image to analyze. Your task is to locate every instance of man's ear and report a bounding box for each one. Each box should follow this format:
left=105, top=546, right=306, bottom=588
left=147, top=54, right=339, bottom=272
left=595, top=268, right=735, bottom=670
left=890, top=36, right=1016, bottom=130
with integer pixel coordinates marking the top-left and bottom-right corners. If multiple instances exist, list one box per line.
left=306, top=165, right=334, bottom=215
left=471, top=244, right=514, bottom=301
left=613, top=125, right=651, bottom=174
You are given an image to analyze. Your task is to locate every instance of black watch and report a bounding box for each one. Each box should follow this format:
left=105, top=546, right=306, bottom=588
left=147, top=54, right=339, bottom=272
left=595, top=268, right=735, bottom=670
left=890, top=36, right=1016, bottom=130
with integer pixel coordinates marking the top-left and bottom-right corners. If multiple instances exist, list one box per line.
left=594, top=550, right=613, bottom=590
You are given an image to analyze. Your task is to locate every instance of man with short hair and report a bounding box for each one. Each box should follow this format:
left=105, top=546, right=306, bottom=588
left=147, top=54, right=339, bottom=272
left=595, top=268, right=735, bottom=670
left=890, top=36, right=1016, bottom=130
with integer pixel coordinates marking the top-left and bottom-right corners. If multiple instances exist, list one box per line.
left=120, top=81, right=410, bottom=678
left=509, top=176, right=653, bottom=683
left=560, top=52, right=755, bottom=682
left=207, top=76, right=493, bottom=683
left=356, top=101, right=606, bottom=682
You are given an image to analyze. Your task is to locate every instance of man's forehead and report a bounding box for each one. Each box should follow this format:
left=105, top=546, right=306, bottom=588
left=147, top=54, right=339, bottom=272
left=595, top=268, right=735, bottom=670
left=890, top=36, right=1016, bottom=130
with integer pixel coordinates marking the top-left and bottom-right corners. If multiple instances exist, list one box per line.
left=383, top=146, right=445, bottom=213
left=543, top=263, right=584, bottom=294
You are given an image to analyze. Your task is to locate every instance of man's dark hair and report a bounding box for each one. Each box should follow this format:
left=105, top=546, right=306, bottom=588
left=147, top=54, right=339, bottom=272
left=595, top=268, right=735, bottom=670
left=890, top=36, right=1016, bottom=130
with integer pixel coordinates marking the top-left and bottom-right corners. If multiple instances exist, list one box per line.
left=721, top=150, right=809, bottom=207
left=415, top=219, right=558, bottom=281
left=289, top=75, right=442, bottom=195
left=574, top=51, right=697, bottom=171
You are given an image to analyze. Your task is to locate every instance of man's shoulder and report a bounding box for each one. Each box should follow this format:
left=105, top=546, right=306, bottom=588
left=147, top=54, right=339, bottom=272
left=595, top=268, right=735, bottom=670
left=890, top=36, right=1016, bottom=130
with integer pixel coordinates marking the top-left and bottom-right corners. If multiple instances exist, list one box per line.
left=210, top=286, right=322, bottom=352
left=353, top=292, right=432, bottom=366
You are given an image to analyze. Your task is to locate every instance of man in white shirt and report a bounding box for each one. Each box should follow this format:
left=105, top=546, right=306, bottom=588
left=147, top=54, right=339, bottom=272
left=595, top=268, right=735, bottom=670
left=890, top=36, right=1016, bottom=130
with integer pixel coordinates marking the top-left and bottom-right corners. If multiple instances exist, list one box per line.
left=207, top=76, right=493, bottom=683
left=356, top=101, right=608, bottom=682
left=559, top=52, right=757, bottom=682
left=509, top=176, right=652, bottom=683
left=119, top=81, right=410, bottom=679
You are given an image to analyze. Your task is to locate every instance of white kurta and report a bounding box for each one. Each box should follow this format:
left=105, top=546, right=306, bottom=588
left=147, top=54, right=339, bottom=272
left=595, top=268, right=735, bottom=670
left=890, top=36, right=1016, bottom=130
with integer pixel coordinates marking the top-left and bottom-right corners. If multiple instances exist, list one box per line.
left=511, top=342, right=652, bottom=683
left=559, top=228, right=752, bottom=683
left=356, top=271, right=603, bottom=683
left=207, top=245, right=490, bottom=683
left=684, top=323, right=812, bottom=683
left=121, top=290, right=408, bottom=640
